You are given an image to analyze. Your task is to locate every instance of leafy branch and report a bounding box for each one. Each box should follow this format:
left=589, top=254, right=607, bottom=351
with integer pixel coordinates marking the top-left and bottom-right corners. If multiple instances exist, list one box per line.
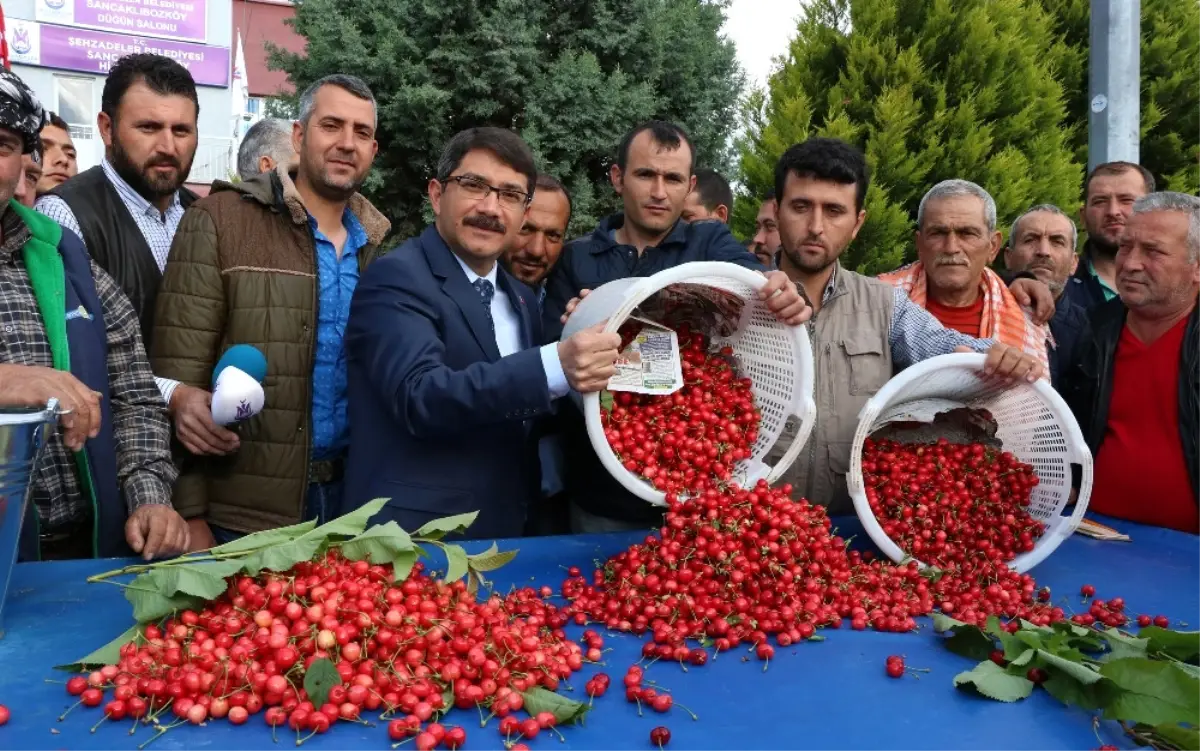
left=933, top=614, right=1199, bottom=749
left=84, top=499, right=518, bottom=625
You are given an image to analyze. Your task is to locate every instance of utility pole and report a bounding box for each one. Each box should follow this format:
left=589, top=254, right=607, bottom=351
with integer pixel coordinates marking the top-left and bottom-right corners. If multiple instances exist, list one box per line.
left=1088, top=0, right=1141, bottom=171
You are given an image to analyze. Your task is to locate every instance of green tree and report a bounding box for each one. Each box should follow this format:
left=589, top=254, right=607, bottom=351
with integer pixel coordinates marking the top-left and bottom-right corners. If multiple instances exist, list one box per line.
left=268, top=0, right=744, bottom=241
left=733, top=0, right=1082, bottom=275
left=1034, top=0, right=1199, bottom=194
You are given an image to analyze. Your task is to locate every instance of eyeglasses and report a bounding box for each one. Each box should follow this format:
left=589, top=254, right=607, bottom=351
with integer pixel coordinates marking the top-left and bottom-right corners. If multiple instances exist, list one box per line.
left=444, top=175, right=529, bottom=210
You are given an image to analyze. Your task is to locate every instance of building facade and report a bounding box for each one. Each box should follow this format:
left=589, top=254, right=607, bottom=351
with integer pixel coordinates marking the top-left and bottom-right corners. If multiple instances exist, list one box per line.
left=3, top=0, right=237, bottom=187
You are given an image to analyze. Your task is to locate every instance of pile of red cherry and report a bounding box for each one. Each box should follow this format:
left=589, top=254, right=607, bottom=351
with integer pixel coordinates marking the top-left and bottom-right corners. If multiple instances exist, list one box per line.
left=604, top=324, right=760, bottom=495
left=57, top=552, right=592, bottom=748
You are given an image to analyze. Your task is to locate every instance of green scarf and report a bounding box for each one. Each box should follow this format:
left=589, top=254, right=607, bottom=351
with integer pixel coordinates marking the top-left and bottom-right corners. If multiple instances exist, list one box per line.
left=10, top=201, right=69, bottom=371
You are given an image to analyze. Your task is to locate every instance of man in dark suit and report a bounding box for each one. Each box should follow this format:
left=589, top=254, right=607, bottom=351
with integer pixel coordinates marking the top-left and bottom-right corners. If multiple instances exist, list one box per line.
left=342, top=127, right=621, bottom=539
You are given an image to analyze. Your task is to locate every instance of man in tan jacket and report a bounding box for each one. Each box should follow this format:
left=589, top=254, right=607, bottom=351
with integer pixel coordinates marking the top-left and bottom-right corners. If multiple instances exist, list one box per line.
left=151, top=74, right=389, bottom=548
left=767, top=138, right=1043, bottom=513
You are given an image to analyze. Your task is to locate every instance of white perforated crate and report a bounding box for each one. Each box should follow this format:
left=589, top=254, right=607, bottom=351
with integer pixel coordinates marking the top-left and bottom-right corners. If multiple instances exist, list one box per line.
left=847, top=353, right=1093, bottom=573
left=562, top=262, right=816, bottom=506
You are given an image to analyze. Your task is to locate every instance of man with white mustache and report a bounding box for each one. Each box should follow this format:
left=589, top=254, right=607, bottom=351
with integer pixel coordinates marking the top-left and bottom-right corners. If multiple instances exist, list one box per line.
left=881, top=180, right=1050, bottom=378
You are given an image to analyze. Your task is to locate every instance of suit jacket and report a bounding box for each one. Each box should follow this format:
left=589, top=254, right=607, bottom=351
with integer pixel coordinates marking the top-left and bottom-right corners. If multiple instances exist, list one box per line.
left=342, top=225, right=552, bottom=539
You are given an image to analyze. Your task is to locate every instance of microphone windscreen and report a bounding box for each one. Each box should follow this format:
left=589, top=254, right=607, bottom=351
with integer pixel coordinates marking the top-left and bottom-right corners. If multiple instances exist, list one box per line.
left=213, top=344, right=268, bottom=387
left=211, top=367, right=266, bottom=426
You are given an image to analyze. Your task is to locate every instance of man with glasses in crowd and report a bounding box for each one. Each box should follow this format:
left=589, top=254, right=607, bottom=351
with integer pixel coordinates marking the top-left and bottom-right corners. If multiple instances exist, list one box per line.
left=342, top=127, right=623, bottom=540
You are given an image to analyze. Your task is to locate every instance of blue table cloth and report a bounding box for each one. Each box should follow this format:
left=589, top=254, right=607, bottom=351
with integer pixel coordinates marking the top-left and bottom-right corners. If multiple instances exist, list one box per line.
left=0, top=515, right=1195, bottom=749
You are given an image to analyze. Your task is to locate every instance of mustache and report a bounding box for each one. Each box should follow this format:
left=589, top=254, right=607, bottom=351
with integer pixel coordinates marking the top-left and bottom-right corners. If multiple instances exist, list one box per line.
left=934, top=255, right=970, bottom=267
left=511, top=254, right=547, bottom=268
left=145, top=156, right=182, bottom=171
left=798, top=235, right=827, bottom=250
left=464, top=214, right=506, bottom=234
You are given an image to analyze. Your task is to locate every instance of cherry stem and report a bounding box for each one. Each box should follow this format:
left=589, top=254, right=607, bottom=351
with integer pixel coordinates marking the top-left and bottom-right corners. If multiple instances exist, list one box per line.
left=90, top=713, right=109, bottom=733
left=58, top=698, right=83, bottom=722
left=675, top=700, right=700, bottom=721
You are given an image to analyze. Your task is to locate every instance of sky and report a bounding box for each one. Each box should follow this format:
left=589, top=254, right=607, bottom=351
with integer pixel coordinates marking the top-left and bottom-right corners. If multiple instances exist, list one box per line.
left=723, top=0, right=807, bottom=89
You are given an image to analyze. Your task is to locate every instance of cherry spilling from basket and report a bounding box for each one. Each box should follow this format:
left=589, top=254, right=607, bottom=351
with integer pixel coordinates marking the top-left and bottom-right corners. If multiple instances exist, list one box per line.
left=861, top=437, right=1080, bottom=629
left=603, top=322, right=761, bottom=496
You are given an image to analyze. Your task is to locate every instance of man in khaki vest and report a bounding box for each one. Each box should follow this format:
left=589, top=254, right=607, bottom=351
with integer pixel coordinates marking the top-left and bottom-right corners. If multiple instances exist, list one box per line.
left=767, top=138, right=1043, bottom=513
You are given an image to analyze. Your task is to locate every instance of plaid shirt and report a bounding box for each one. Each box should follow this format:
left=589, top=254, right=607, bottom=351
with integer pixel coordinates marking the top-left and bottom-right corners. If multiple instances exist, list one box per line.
left=0, top=209, right=177, bottom=529
left=812, top=263, right=993, bottom=367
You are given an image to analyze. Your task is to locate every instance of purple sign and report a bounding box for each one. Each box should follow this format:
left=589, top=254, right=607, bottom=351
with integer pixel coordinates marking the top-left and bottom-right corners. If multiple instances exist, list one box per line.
left=36, top=0, right=208, bottom=44
left=38, top=23, right=229, bottom=87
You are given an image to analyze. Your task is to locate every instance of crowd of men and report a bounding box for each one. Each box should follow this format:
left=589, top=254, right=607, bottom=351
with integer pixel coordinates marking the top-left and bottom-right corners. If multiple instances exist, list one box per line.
left=0, top=51, right=1193, bottom=563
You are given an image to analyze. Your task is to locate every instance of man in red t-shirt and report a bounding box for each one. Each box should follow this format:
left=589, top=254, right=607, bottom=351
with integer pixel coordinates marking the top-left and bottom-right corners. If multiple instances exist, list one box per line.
left=1063, top=192, right=1200, bottom=533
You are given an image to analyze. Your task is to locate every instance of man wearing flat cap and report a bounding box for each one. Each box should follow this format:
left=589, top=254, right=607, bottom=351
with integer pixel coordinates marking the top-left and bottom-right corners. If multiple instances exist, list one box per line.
left=0, top=69, right=189, bottom=561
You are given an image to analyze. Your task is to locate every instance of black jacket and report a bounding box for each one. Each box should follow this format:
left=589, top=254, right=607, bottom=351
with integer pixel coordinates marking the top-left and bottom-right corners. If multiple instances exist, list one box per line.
left=1065, top=240, right=1115, bottom=312
left=49, top=166, right=198, bottom=350
left=1061, top=299, right=1199, bottom=501
left=1047, top=291, right=1089, bottom=390
left=540, top=213, right=765, bottom=342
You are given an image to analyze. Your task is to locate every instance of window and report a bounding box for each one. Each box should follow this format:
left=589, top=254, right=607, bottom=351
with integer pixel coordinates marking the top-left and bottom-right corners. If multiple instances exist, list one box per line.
left=247, top=96, right=264, bottom=115
left=54, top=76, right=94, bottom=128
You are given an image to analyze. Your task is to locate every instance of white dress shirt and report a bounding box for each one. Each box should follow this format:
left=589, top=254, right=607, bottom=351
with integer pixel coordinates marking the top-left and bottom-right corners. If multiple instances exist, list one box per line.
left=452, top=255, right=569, bottom=399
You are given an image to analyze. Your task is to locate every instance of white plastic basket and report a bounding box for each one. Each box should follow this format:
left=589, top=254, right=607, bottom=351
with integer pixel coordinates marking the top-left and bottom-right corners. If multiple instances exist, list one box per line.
left=562, top=262, right=816, bottom=506
left=847, top=353, right=1093, bottom=574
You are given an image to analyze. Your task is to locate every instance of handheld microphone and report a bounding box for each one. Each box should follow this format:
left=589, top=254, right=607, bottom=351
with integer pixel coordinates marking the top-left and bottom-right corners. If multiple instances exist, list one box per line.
left=211, top=345, right=267, bottom=426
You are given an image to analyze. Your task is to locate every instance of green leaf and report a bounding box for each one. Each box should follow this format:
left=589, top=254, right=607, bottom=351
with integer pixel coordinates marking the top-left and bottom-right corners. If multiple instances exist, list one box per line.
left=126, top=586, right=206, bottom=623
left=340, top=521, right=414, bottom=564
left=243, top=534, right=325, bottom=576
left=207, top=519, right=317, bottom=555
left=940, top=622, right=998, bottom=661
left=600, top=391, right=614, bottom=413
left=932, top=613, right=968, bottom=632
left=390, top=549, right=418, bottom=582
left=1037, top=650, right=1102, bottom=685
left=443, top=544, right=469, bottom=582
left=56, top=623, right=144, bottom=671
left=1103, top=628, right=1150, bottom=661
left=309, top=497, right=390, bottom=540
left=953, top=660, right=1036, bottom=702
left=303, top=657, right=340, bottom=707
left=415, top=512, right=480, bottom=541
left=1139, top=627, right=1200, bottom=662
left=146, top=564, right=236, bottom=601
left=1042, top=673, right=1105, bottom=711
left=1010, top=649, right=1035, bottom=667
left=520, top=687, right=590, bottom=726
left=1149, top=723, right=1200, bottom=751
left=1100, top=658, right=1200, bottom=725
left=1018, top=619, right=1054, bottom=635
left=1015, top=630, right=1046, bottom=651
left=466, top=543, right=518, bottom=573
left=984, top=616, right=1008, bottom=639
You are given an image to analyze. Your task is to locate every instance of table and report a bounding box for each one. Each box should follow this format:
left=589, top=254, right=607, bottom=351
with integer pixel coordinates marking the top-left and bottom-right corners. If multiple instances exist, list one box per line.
left=0, top=515, right=1195, bottom=749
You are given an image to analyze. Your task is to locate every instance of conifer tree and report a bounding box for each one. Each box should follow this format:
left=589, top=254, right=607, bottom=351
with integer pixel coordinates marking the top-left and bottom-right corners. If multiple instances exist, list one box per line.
left=269, top=0, right=744, bottom=241
left=734, top=0, right=1082, bottom=274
